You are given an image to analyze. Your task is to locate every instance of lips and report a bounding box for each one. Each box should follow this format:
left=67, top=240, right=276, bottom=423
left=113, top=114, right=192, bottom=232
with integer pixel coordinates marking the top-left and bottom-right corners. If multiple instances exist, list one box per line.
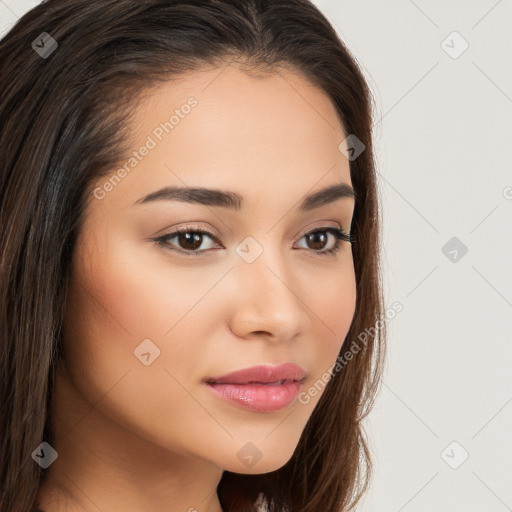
left=204, top=363, right=307, bottom=413
left=204, top=363, right=306, bottom=385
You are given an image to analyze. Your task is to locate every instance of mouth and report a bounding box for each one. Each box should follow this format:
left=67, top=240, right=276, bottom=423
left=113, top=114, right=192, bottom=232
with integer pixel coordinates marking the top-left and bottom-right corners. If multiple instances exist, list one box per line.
left=203, top=364, right=306, bottom=413
left=206, top=378, right=300, bottom=386
left=204, top=363, right=306, bottom=385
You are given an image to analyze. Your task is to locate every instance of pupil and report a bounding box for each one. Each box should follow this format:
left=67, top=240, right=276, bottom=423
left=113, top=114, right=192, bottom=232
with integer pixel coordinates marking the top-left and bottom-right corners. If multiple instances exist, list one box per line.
left=179, top=232, right=202, bottom=251
left=308, top=232, right=327, bottom=250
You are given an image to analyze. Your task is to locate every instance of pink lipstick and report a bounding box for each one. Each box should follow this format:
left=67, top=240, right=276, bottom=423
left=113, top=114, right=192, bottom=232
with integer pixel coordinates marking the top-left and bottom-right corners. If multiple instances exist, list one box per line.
left=204, top=363, right=306, bottom=413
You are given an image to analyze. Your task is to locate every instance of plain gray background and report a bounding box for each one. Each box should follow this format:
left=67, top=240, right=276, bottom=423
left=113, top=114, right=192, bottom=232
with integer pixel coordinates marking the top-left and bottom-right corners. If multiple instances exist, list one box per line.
left=1, top=1, right=511, bottom=511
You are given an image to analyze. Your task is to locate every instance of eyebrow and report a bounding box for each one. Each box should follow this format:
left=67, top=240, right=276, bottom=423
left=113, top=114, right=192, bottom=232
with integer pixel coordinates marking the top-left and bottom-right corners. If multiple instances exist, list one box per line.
left=133, top=182, right=356, bottom=212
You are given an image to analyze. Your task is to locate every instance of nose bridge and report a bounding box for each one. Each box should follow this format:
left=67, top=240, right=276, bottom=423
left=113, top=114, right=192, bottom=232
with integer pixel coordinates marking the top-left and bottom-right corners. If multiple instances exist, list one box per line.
left=237, top=231, right=291, bottom=297
left=229, top=236, right=310, bottom=338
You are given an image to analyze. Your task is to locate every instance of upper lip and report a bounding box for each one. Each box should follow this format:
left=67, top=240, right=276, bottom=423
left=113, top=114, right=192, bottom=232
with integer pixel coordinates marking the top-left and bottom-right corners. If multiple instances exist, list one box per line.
left=205, top=363, right=306, bottom=385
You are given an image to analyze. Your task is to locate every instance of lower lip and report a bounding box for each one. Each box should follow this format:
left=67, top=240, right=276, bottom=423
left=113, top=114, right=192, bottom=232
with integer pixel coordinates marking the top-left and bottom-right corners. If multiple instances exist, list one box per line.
left=205, top=380, right=303, bottom=412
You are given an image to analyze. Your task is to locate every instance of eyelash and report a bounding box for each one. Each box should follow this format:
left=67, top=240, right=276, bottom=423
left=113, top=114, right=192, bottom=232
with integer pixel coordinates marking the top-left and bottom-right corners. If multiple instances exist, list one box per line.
left=153, top=224, right=354, bottom=258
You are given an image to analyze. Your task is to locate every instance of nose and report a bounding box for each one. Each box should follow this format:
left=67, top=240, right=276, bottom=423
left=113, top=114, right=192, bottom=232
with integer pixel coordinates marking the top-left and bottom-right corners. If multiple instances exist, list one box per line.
left=227, top=247, right=312, bottom=343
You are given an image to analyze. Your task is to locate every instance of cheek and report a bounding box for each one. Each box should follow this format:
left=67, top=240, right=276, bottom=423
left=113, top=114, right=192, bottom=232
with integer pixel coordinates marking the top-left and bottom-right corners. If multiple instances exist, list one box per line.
left=62, top=237, right=229, bottom=452
left=68, top=227, right=236, bottom=359
left=305, top=257, right=357, bottom=356
left=69, top=229, right=223, bottom=346
left=293, top=265, right=356, bottom=417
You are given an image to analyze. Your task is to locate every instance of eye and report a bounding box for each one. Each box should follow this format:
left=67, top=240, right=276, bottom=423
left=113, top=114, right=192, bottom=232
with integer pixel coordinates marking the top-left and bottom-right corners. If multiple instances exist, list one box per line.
left=295, top=226, right=352, bottom=256
left=153, top=225, right=220, bottom=255
left=153, top=224, right=353, bottom=257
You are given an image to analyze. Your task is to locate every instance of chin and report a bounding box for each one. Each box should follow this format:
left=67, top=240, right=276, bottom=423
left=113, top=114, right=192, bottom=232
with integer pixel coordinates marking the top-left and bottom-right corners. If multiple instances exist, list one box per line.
left=220, top=445, right=297, bottom=475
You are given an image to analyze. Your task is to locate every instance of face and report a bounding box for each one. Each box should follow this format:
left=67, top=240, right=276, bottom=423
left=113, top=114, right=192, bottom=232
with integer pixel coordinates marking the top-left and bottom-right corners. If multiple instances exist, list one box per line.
left=63, top=64, right=357, bottom=474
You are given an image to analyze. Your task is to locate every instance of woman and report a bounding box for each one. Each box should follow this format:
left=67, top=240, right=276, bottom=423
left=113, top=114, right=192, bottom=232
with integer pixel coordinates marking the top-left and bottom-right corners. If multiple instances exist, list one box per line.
left=0, top=1, right=386, bottom=511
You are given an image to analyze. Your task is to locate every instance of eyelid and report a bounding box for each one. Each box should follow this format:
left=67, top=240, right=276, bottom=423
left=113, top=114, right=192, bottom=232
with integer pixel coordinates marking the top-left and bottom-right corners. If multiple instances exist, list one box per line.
left=300, top=221, right=343, bottom=236
left=152, top=222, right=220, bottom=240
left=156, top=221, right=346, bottom=241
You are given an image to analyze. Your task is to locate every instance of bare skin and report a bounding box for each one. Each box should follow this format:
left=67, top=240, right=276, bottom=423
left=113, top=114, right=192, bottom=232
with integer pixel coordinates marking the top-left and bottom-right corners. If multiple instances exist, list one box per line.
left=36, top=64, right=357, bottom=512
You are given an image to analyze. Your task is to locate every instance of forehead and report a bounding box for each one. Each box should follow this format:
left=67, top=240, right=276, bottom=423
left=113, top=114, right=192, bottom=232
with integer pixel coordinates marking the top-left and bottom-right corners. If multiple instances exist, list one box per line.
left=90, top=64, right=353, bottom=214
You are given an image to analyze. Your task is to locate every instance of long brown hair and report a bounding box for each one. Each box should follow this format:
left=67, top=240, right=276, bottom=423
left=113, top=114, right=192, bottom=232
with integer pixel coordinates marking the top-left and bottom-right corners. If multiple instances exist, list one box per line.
left=0, top=1, right=386, bottom=511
